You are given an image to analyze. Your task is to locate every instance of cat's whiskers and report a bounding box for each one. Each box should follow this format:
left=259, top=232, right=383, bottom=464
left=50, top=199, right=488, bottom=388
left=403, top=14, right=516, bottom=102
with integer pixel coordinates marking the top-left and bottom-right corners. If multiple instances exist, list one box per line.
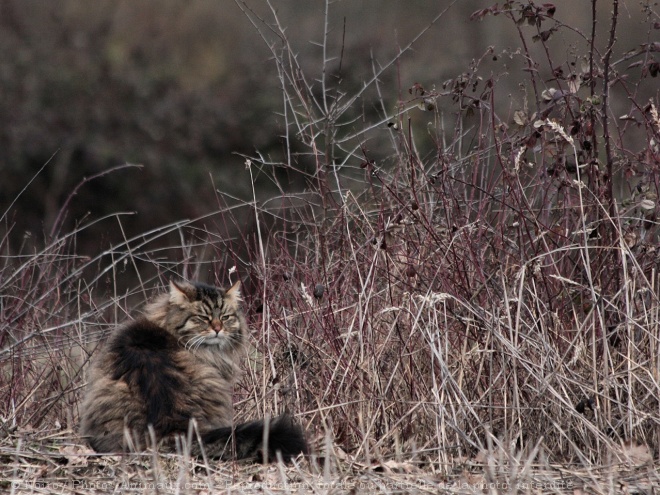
left=194, top=335, right=209, bottom=350
left=183, top=334, right=206, bottom=351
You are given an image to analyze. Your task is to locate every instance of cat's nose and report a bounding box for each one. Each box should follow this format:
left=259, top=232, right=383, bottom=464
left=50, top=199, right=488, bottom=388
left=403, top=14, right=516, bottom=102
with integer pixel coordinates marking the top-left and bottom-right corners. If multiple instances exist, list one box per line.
left=211, top=319, right=223, bottom=333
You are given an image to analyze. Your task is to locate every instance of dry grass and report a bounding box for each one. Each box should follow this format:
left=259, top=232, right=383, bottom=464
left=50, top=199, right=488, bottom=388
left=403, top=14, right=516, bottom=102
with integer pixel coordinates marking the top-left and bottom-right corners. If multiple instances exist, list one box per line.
left=2, top=0, right=660, bottom=493
left=0, top=427, right=657, bottom=494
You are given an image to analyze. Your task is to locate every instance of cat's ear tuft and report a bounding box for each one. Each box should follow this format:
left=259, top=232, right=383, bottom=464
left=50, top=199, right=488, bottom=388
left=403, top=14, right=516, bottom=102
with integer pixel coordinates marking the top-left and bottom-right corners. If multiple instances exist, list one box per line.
left=169, top=280, right=195, bottom=305
left=225, top=280, right=242, bottom=309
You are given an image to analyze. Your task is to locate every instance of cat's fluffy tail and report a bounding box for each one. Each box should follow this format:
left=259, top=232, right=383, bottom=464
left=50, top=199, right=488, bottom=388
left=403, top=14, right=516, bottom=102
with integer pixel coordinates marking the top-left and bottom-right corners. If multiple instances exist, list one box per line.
left=199, top=414, right=308, bottom=462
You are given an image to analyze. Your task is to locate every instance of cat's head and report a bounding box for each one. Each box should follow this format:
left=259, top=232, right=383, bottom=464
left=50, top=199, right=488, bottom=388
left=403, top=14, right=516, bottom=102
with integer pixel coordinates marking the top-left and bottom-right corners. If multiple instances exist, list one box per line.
left=146, top=280, right=246, bottom=351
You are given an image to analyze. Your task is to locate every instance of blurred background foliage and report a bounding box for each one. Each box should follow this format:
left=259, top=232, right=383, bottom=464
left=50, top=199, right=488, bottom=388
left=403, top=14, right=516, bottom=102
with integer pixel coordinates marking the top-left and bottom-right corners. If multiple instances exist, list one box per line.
left=0, top=0, right=653, bottom=254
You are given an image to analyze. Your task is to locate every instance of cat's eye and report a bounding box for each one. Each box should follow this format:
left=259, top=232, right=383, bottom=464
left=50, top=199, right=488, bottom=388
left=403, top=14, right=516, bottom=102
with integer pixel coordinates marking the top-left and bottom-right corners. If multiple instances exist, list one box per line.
left=221, top=314, right=234, bottom=321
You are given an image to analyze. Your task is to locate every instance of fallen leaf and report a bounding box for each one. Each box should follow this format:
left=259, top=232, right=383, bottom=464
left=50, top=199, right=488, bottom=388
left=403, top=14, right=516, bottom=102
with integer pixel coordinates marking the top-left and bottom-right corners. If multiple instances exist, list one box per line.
left=371, top=459, right=420, bottom=474
left=59, top=444, right=94, bottom=467
left=617, top=440, right=653, bottom=467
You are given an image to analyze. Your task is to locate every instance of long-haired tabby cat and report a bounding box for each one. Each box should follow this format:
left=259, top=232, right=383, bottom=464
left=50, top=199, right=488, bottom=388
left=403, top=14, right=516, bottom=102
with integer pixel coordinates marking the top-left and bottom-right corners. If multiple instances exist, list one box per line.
left=80, top=280, right=307, bottom=462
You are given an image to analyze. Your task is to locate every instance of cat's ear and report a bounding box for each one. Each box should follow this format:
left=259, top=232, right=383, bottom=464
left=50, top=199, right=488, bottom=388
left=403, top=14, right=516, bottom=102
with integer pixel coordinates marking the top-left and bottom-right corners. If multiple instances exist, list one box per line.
left=224, top=280, right=242, bottom=309
left=169, top=280, right=195, bottom=305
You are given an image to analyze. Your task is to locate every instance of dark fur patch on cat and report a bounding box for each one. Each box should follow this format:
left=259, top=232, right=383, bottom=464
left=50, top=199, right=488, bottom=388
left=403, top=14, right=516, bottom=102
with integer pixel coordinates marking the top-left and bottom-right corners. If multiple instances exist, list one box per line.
left=108, top=319, right=191, bottom=436
left=201, top=414, right=309, bottom=462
